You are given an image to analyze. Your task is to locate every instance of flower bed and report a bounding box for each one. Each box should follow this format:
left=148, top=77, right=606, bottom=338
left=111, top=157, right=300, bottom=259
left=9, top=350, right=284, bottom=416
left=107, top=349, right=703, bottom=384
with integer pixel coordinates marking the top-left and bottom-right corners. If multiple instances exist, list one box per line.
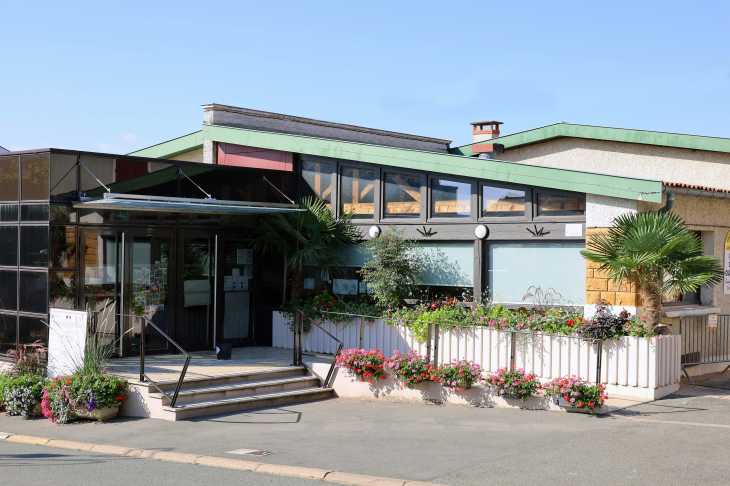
left=432, top=360, right=482, bottom=393
left=42, top=371, right=129, bottom=424
left=0, top=372, right=47, bottom=417
left=542, top=376, right=607, bottom=414
left=484, top=367, right=541, bottom=402
left=385, top=351, right=435, bottom=390
left=335, top=349, right=387, bottom=383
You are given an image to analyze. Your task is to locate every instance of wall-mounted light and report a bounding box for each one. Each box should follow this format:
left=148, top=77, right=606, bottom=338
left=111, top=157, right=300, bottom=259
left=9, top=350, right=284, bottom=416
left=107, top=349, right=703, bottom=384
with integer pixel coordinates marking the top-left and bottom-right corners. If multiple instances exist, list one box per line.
left=369, top=225, right=381, bottom=238
left=474, top=224, right=489, bottom=240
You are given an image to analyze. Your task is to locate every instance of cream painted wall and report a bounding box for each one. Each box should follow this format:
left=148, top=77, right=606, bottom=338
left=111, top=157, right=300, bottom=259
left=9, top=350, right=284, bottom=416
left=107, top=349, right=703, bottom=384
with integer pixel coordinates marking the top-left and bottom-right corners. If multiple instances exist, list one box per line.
left=168, top=147, right=204, bottom=163
left=501, top=138, right=730, bottom=191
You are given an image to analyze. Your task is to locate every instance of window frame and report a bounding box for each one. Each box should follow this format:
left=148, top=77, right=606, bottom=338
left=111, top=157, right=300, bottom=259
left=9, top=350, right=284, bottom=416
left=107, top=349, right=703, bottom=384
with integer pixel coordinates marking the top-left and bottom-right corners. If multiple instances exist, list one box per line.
left=300, top=155, right=337, bottom=209
left=337, top=162, right=380, bottom=222
left=380, top=168, right=426, bottom=224
left=532, top=188, right=586, bottom=222
left=427, top=174, right=477, bottom=223
left=478, top=180, right=532, bottom=222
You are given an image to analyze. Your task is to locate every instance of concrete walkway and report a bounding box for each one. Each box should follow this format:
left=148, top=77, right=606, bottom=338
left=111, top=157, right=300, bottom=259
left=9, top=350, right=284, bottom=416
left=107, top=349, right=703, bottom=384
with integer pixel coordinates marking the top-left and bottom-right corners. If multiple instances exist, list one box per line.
left=3, top=379, right=730, bottom=485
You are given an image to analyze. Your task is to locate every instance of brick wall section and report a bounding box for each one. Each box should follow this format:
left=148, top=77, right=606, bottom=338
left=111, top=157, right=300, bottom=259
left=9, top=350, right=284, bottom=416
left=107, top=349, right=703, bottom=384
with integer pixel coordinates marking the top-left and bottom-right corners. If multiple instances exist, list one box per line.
left=585, top=228, right=640, bottom=307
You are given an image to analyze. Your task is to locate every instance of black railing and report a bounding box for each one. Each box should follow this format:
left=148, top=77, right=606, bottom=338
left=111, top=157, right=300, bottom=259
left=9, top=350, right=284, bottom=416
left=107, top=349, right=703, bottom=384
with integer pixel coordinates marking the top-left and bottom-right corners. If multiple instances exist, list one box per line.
left=679, top=314, right=730, bottom=380
left=97, top=312, right=191, bottom=408
left=293, top=309, right=343, bottom=388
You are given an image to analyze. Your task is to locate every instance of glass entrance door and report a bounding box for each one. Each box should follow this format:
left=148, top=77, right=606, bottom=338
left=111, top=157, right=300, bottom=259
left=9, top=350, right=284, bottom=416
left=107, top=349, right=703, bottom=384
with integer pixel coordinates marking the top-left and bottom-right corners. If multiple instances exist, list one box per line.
left=218, top=239, right=256, bottom=346
left=128, top=233, right=173, bottom=355
left=178, top=235, right=215, bottom=351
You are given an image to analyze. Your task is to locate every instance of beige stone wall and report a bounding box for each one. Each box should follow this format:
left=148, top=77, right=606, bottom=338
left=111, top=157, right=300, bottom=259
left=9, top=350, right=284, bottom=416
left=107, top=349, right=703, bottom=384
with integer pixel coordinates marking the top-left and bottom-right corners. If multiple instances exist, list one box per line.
left=501, top=138, right=730, bottom=191
left=585, top=228, right=640, bottom=308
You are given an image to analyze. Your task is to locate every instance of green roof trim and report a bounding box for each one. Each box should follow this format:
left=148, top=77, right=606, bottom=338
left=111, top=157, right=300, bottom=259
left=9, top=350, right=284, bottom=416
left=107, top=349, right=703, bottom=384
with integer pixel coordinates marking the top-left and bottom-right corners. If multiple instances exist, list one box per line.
left=450, top=123, right=730, bottom=157
left=127, top=130, right=204, bottom=159
left=203, top=124, right=662, bottom=202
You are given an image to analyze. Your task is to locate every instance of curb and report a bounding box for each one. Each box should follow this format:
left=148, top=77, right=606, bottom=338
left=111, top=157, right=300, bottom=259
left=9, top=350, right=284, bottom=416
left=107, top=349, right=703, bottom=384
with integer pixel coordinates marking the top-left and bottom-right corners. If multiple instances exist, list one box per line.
left=0, top=433, right=448, bottom=486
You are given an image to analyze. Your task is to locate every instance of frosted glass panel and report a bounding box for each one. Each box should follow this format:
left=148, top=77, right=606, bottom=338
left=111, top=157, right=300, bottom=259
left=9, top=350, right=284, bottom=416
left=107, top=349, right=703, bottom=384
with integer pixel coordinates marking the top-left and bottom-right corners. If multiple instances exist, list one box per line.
left=488, top=243, right=585, bottom=305
left=420, top=242, right=473, bottom=286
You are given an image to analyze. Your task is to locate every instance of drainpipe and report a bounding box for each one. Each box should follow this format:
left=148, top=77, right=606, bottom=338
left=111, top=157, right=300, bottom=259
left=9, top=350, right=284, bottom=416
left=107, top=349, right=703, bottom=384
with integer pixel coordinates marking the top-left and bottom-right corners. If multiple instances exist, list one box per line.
left=659, top=193, right=675, bottom=213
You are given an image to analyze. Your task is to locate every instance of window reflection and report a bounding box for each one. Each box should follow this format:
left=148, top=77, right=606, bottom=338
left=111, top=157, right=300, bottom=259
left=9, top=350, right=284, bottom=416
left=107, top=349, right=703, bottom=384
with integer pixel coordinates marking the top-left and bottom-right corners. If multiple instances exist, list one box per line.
left=302, top=160, right=333, bottom=206
left=0, top=270, right=17, bottom=311
left=482, top=186, right=525, bottom=218
left=50, top=226, right=76, bottom=269
left=0, top=313, right=17, bottom=354
left=341, top=167, right=375, bottom=218
left=431, top=179, right=470, bottom=218
left=384, top=172, right=420, bottom=218
left=20, top=226, right=49, bottom=267
left=537, top=193, right=585, bottom=217
left=50, top=271, right=76, bottom=309
left=19, top=271, right=48, bottom=313
left=19, top=316, right=48, bottom=349
left=21, top=154, right=50, bottom=201
left=0, top=227, right=18, bottom=267
left=0, top=156, right=19, bottom=201
left=21, top=204, right=50, bottom=222
left=0, top=205, right=18, bottom=222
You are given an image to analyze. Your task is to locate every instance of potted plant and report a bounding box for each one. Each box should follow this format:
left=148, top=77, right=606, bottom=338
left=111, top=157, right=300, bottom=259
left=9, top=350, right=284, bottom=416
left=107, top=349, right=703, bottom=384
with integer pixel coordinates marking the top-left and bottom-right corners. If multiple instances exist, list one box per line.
left=385, top=351, right=435, bottom=390
left=42, top=371, right=129, bottom=424
left=484, top=366, right=541, bottom=402
left=335, top=349, right=387, bottom=384
left=542, top=376, right=608, bottom=414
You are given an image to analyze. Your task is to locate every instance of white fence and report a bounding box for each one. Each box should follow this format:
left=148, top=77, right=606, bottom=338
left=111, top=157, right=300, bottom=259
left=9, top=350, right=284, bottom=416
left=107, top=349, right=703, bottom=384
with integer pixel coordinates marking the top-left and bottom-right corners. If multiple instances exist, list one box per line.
left=272, top=312, right=682, bottom=399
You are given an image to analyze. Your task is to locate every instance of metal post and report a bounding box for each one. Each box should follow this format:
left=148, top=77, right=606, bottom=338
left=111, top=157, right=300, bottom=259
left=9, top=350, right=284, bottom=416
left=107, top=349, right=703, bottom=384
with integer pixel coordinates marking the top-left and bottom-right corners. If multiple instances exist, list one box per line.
left=595, top=339, right=603, bottom=384
left=359, top=317, right=365, bottom=350
left=426, top=322, right=432, bottom=362
left=510, top=331, right=516, bottom=368
left=298, top=312, right=303, bottom=365
left=433, top=324, right=440, bottom=366
left=139, top=317, right=146, bottom=383
left=293, top=312, right=299, bottom=366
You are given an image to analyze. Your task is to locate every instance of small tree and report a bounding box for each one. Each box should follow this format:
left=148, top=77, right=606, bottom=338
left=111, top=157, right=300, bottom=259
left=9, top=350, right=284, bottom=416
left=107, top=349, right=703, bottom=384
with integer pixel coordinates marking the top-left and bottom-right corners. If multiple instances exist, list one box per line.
left=581, top=211, right=723, bottom=328
left=252, top=196, right=360, bottom=302
left=358, top=226, right=422, bottom=310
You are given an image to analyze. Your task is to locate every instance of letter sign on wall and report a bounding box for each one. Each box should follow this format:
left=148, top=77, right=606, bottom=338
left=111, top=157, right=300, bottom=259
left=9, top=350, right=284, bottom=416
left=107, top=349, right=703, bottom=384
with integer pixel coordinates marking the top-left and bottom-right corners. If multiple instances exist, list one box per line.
left=725, top=231, right=730, bottom=295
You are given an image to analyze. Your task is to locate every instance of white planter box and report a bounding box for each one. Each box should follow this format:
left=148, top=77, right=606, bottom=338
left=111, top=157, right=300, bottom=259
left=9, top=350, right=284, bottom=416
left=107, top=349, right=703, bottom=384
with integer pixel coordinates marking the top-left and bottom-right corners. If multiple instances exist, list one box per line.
left=272, top=312, right=681, bottom=399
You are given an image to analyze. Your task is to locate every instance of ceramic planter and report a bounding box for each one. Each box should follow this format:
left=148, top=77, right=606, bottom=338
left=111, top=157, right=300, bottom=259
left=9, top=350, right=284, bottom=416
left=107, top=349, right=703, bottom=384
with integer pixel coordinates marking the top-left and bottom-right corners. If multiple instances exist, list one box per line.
left=73, top=405, right=120, bottom=422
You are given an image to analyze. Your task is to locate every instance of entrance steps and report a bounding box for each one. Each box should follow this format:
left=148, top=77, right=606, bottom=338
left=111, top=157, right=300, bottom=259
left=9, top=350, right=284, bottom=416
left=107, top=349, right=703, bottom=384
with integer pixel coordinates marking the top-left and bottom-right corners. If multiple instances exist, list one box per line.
left=121, top=366, right=333, bottom=421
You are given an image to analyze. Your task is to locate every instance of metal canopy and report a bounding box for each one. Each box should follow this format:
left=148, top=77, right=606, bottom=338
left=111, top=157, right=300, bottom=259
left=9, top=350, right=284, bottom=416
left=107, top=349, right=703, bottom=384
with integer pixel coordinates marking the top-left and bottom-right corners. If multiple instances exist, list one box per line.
left=73, top=193, right=304, bottom=215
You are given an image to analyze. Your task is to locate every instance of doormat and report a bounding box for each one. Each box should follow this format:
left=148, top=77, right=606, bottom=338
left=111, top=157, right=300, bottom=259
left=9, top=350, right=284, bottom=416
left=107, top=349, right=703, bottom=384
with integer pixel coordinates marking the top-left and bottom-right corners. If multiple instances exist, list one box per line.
left=226, top=449, right=275, bottom=456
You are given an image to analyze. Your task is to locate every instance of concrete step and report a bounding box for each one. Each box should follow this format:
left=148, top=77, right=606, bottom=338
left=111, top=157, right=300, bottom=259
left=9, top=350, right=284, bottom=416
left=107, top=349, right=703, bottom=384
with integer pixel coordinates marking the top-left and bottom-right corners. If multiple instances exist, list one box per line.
left=147, top=366, right=309, bottom=392
left=149, top=376, right=321, bottom=405
left=161, top=387, right=334, bottom=420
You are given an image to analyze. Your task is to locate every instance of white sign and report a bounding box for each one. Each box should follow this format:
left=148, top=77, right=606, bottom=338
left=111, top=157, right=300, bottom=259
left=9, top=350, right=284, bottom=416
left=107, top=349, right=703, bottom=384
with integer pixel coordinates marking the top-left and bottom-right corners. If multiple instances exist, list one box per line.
left=47, top=308, right=88, bottom=378
left=333, top=279, right=359, bottom=295
left=724, top=231, right=730, bottom=295
left=237, top=249, right=253, bottom=265
left=565, top=224, right=583, bottom=237
left=708, top=313, right=718, bottom=331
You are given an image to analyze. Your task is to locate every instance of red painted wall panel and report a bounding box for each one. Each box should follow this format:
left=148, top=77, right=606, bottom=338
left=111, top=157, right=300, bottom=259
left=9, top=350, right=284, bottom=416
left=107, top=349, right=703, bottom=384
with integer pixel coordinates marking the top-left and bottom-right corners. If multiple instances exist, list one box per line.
left=217, top=142, right=293, bottom=171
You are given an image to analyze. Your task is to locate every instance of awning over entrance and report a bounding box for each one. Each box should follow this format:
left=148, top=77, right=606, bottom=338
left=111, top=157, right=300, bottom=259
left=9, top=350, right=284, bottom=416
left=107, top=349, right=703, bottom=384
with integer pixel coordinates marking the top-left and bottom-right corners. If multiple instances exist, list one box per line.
left=73, top=193, right=304, bottom=215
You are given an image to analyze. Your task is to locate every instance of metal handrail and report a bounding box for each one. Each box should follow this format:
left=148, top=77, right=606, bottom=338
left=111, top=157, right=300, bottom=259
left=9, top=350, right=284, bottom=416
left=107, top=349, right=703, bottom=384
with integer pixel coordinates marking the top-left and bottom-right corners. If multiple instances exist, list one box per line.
left=95, top=312, right=191, bottom=408
left=296, top=309, right=604, bottom=384
left=294, top=309, right=344, bottom=388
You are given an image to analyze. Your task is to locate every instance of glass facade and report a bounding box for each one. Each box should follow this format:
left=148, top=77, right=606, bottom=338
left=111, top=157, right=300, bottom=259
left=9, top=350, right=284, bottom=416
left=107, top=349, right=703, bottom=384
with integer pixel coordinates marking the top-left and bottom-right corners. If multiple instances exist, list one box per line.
left=482, top=186, right=525, bottom=218
left=431, top=179, right=471, bottom=218
left=340, top=167, right=375, bottom=218
left=488, top=243, right=586, bottom=305
left=383, top=172, right=420, bottom=219
left=302, top=159, right=333, bottom=207
left=21, top=154, right=50, bottom=201
left=0, top=156, right=20, bottom=201
left=537, top=193, right=585, bottom=217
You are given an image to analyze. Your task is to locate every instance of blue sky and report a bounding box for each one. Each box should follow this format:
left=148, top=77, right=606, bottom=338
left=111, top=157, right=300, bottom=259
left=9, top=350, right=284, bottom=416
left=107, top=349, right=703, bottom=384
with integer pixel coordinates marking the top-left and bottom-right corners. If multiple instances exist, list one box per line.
left=1, top=1, right=728, bottom=154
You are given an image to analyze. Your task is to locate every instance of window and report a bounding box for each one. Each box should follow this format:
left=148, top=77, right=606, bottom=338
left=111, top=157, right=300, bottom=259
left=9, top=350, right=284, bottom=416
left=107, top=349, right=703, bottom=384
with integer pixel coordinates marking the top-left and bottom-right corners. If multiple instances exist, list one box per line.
left=488, top=243, right=585, bottom=305
left=50, top=154, right=78, bottom=200
left=482, top=186, right=526, bottom=218
left=19, top=271, right=48, bottom=314
left=0, top=227, right=18, bottom=266
left=536, top=193, right=585, bottom=217
left=21, top=204, right=49, bottom=222
left=20, top=226, right=49, bottom=268
left=50, top=205, right=76, bottom=223
left=302, top=160, right=333, bottom=206
left=0, top=270, right=17, bottom=311
left=420, top=242, right=474, bottom=287
left=21, top=154, right=50, bottom=201
left=19, top=315, right=48, bottom=349
left=0, top=156, right=19, bottom=201
left=0, top=313, right=18, bottom=354
left=49, top=227, right=77, bottom=269
left=431, top=179, right=471, bottom=218
left=340, top=167, right=375, bottom=218
left=383, top=172, right=421, bottom=219
left=0, top=205, right=18, bottom=222
left=49, top=271, right=76, bottom=309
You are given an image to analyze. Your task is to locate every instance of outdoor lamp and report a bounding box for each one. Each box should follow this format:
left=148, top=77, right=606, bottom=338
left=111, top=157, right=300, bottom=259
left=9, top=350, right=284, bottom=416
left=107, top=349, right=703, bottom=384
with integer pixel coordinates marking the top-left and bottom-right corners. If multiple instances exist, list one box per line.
left=369, top=225, right=381, bottom=238
left=474, top=225, right=489, bottom=239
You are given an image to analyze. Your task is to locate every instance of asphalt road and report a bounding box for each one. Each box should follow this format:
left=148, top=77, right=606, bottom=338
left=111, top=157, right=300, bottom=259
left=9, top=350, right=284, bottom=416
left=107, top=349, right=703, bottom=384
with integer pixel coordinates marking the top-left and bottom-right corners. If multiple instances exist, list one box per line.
left=2, top=390, right=730, bottom=486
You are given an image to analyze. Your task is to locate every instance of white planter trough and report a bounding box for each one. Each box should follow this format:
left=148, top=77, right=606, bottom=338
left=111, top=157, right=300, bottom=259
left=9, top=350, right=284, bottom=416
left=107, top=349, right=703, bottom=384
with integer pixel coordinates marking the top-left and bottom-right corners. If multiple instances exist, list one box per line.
left=273, top=312, right=681, bottom=400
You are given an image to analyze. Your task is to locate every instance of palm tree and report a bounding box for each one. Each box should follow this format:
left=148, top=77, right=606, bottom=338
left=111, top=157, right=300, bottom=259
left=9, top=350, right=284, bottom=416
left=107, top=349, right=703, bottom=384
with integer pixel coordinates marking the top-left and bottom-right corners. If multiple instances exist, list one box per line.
left=252, top=196, right=360, bottom=302
left=581, top=211, right=723, bottom=328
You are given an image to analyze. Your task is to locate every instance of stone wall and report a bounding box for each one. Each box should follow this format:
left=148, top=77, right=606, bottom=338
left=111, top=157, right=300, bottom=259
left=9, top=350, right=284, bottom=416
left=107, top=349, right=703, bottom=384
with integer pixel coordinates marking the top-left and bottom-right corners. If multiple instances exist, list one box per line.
left=585, top=228, right=640, bottom=310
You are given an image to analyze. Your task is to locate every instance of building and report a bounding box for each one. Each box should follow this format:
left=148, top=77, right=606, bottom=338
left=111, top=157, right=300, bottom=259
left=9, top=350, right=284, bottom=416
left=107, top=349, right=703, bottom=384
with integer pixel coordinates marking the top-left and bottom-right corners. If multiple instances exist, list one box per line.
left=0, top=104, right=727, bottom=361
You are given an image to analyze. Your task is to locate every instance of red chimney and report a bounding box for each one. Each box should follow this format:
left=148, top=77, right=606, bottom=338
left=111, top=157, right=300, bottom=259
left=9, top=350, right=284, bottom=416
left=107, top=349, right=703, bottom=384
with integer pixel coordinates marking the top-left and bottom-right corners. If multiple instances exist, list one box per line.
left=470, top=121, right=503, bottom=143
